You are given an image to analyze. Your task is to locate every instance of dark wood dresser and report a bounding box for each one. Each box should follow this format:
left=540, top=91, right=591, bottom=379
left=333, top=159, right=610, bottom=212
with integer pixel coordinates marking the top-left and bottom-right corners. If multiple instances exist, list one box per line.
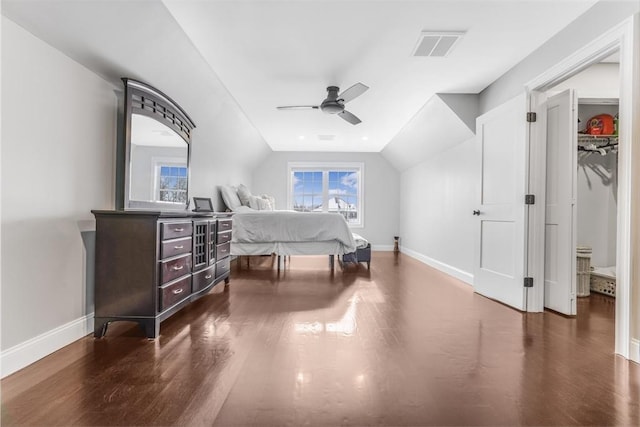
left=91, top=210, right=233, bottom=338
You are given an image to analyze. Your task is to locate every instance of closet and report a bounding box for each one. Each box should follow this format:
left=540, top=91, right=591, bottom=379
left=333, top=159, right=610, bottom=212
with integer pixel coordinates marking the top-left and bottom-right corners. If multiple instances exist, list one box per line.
left=543, top=56, right=619, bottom=310
left=576, top=100, right=618, bottom=297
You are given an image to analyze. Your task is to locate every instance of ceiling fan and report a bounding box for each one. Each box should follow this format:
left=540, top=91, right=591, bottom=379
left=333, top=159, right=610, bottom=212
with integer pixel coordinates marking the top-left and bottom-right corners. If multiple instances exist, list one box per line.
left=276, top=83, right=369, bottom=125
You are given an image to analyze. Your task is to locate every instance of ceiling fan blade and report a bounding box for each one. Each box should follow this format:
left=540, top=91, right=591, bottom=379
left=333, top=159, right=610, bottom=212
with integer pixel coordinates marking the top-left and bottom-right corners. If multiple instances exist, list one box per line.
left=338, top=110, right=362, bottom=125
left=276, top=105, right=319, bottom=110
left=338, top=83, right=369, bottom=103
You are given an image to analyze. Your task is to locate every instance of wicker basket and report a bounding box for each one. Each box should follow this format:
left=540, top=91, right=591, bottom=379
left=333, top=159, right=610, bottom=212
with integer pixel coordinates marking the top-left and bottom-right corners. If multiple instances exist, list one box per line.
left=576, top=246, right=592, bottom=297
left=590, top=272, right=616, bottom=297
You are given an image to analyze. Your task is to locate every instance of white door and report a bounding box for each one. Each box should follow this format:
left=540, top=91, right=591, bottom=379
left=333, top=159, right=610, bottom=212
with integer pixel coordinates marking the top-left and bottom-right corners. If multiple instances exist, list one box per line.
left=473, top=94, right=528, bottom=310
left=543, top=89, right=577, bottom=315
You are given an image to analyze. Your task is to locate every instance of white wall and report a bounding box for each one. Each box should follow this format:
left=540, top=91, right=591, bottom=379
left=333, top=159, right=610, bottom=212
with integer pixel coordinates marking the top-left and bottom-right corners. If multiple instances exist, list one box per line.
left=399, top=137, right=477, bottom=283
left=0, top=14, right=272, bottom=376
left=251, top=152, right=399, bottom=248
left=479, top=1, right=638, bottom=113
left=381, top=94, right=475, bottom=172
left=577, top=152, right=617, bottom=267
left=1, top=17, right=116, bottom=353
left=576, top=104, right=619, bottom=268
left=2, top=1, right=273, bottom=213
left=550, top=63, right=620, bottom=99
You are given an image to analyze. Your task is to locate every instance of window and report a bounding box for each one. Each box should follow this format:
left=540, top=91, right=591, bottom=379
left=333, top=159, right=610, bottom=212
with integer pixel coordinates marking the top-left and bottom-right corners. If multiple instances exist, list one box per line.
left=288, top=162, right=364, bottom=227
left=157, top=165, right=188, bottom=203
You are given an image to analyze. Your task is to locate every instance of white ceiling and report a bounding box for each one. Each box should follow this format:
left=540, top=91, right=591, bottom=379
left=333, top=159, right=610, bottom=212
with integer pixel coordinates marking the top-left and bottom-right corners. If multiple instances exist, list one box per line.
left=2, top=0, right=599, bottom=152
left=164, top=0, right=597, bottom=152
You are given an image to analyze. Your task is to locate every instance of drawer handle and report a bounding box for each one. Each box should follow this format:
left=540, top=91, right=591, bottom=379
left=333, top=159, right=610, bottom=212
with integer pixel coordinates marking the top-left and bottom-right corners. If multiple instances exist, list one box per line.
left=171, top=265, right=184, bottom=271
left=172, top=288, right=184, bottom=295
left=205, top=274, right=212, bottom=279
left=173, top=227, right=185, bottom=232
left=174, top=245, right=184, bottom=249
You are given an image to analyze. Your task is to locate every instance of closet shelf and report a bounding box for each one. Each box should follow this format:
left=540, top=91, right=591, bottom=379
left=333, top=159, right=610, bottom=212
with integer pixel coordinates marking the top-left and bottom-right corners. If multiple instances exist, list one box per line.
left=577, top=134, right=618, bottom=155
left=577, top=134, right=618, bottom=145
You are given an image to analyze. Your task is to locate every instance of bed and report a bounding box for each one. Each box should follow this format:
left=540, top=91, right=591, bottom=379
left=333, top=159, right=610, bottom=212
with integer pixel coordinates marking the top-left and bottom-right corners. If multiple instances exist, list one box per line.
left=221, top=184, right=368, bottom=270
left=231, top=210, right=360, bottom=269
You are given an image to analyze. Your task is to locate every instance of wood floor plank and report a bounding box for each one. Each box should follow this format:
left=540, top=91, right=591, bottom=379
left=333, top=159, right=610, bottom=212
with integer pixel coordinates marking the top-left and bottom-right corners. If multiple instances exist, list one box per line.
left=2, top=252, right=638, bottom=426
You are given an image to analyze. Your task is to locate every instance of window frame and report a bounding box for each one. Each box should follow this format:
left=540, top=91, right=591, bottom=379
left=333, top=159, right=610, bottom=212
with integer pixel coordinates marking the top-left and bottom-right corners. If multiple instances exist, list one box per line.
left=153, top=157, right=188, bottom=203
left=287, top=162, right=364, bottom=228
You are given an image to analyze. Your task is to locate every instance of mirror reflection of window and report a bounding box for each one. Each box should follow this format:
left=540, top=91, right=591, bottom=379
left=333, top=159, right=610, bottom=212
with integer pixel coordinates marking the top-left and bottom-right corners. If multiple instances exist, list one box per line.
left=129, top=114, right=188, bottom=203
left=157, top=165, right=188, bottom=203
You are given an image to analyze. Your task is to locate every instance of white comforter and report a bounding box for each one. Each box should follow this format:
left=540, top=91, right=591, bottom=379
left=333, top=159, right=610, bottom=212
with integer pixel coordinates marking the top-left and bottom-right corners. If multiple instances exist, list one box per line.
left=232, top=211, right=357, bottom=254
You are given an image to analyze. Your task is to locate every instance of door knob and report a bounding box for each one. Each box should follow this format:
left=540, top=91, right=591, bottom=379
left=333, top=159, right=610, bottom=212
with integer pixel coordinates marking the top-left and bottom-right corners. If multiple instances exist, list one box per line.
left=473, top=210, right=481, bottom=216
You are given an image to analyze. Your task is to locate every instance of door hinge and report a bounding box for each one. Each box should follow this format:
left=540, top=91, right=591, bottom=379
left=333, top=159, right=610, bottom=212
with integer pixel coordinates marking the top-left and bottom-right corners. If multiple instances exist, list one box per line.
left=525, top=194, right=535, bottom=205
left=524, top=277, right=534, bottom=288
left=526, top=112, right=537, bottom=123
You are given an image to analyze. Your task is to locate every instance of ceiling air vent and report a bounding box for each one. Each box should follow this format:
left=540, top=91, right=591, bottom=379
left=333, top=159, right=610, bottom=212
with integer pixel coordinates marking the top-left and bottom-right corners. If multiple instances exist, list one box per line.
left=412, top=31, right=465, bottom=57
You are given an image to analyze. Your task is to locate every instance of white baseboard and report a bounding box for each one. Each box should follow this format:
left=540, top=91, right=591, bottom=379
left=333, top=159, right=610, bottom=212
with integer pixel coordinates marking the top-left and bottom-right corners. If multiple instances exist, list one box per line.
left=631, top=338, right=640, bottom=364
left=400, top=246, right=474, bottom=285
left=371, top=244, right=394, bottom=251
left=1, top=313, right=94, bottom=379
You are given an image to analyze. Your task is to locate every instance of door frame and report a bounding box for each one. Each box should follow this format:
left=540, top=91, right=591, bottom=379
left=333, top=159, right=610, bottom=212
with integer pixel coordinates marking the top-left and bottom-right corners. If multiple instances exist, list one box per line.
left=525, top=16, right=639, bottom=361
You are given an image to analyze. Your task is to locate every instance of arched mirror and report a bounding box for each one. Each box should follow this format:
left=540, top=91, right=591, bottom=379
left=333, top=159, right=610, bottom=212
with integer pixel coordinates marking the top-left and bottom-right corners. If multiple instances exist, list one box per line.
left=120, top=78, right=195, bottom=210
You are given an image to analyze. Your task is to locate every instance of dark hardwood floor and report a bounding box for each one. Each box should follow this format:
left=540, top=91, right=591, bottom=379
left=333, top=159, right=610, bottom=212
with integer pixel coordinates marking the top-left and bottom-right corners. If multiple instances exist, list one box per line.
left=2, top=252, right=638, bottom=426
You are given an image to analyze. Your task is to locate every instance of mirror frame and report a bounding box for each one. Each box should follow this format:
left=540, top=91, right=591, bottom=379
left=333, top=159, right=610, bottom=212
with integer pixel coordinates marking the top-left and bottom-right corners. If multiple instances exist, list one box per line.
left=119, top=78, right=196, bottom=211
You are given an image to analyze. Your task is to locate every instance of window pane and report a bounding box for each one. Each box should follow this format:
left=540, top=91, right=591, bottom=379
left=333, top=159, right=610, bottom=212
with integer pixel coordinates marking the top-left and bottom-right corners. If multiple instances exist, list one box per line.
left=157, top=165, right=187, bottom=203
left=290, top=166, right=361, bottom=225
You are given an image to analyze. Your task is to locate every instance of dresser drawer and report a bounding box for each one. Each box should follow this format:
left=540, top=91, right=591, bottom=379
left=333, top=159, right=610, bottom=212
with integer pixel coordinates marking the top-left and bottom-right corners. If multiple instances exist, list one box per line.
left=217, top=219, right=232, bottom=232
left=217, top=231, right=231, bottom=244
left=192, top=265, right=215, bottom=293
left=216, top=257, right=231, bottom=278
left=161, top=237, right=192, bottom=259
left=161, top=222, right=192, bottom=240
left=160, top=276, right=191, bottom=311
left=216, top=242, right=231, bottom=259
left=160, top=254, right=192, bottom=284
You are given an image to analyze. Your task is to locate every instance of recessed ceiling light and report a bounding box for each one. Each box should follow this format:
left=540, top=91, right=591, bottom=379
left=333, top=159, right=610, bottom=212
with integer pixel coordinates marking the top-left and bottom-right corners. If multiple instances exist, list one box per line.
left=298, top=135, right=305, bottom=140
left=362, top=136, right=369, bottom=141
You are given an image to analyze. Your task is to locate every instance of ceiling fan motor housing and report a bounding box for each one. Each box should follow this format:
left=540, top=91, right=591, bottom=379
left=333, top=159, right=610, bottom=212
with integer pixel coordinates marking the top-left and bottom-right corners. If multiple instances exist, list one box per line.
left=320, top=86, right=345, bottom=114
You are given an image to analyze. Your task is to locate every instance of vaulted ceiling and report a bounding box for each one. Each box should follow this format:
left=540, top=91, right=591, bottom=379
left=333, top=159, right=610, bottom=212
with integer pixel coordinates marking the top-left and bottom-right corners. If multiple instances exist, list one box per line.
left=3, top=0, right=599, bottom=152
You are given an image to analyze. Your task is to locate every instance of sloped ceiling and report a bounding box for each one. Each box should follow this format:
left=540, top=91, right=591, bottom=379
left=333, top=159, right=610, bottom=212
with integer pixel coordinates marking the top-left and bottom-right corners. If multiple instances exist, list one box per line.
left=164, top=0, right=597, bottom=152
left=381, top=94, right=477, bottom=171
left=2, top=0, right=599, bottom=155
left=1, top=0, right=273, bottom=192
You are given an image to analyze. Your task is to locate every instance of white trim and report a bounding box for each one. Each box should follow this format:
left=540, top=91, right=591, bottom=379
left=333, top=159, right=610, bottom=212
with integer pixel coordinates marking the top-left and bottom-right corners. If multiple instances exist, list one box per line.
left=631, top=339, right=640, bottom=364
left=371, top=244, right=393, bottom=251
left=401, top=246, right=473, bottom=285
left=1, top=313, right=94, bottom=378
left=525, top=16, right=639, bottom=359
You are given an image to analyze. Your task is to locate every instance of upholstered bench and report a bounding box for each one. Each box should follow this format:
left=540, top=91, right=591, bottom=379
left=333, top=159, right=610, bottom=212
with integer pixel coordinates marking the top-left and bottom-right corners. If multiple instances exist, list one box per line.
left=341, top=233, right=371, bottom=269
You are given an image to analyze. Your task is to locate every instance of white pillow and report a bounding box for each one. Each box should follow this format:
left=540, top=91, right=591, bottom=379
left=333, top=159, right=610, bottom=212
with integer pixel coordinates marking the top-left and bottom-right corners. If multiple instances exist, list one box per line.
left=261, top=194, right=275, bottom=210
left=220, top=185, right=242, bottom=210
left=236, top=184, right=252, bottom=206
left=248, top=194, right=271, bottom=210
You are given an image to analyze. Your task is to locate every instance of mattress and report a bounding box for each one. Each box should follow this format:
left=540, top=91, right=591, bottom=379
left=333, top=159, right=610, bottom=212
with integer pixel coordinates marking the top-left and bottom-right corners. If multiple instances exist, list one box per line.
left=231, top=211, right=357, bottom=256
